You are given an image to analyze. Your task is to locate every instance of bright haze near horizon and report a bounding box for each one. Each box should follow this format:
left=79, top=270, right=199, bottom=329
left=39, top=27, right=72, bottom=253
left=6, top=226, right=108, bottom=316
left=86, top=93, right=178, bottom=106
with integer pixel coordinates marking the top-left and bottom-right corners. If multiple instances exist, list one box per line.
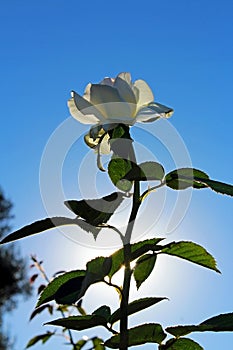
left=0, top=1, right=233, bottom=349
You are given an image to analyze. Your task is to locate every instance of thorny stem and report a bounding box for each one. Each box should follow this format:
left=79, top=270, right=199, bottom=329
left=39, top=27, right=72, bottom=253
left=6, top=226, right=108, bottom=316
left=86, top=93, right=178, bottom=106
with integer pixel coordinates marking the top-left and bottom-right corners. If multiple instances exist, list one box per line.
left=32, top=256, right=77, bottom=348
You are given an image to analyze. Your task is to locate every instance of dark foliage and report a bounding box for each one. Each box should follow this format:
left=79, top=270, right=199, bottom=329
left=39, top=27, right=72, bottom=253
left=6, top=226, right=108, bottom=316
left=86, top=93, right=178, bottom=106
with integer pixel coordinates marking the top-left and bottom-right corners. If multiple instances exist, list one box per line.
left=0, top=188, right=31, bottom=349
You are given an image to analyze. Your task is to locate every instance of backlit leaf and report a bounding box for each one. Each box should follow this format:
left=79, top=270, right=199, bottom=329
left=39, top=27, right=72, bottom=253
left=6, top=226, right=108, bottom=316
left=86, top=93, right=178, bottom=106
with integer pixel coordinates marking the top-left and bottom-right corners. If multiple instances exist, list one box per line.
left=46, top=315, right=107, bottom=331
left=26, top=332, right=54, bottom=348
left=105, top=323, right=166, bottom=348
left=161, top=241, right=220, bottom=273
left=133, top=254, right=157, bottom=289
left=166, top=312, right=233, bottom=337
left=124, top=161, right=165, bottom=181
left=159, top=337, right=203, bottom=350
left=194, top=178, right=233, bottom=196
left=92, top=337, right=105, bottom=349
left=110, top=297, right=167, bottom=325
left=29, top=304, right=52, bottom=321
left=92, top=305, right=111, bottom=321
left=37, top=270, right=86, bottom=307
left=108, top=157, right=133, bottom=192
left=64, top=192, right=125, bottom=225
left=108, top=238, right=164, bottom=278
left=165, top=168, right=209, bottom=190
left=0, top=217, right=77, bottom=244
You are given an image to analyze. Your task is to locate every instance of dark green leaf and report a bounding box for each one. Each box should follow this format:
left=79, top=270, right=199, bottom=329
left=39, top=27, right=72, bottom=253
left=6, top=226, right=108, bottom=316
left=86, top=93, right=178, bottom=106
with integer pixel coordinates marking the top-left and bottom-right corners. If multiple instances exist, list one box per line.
left=124, top=161, right=165, bottom=181
left=133, top=254, right=157, bottom=289
left=26, top=332, right=54, bottom=348
left=75, top=257, right=112, bottom=302
left=160, top=337, right=203, bottom=350
left=87, top=256, right=112, bottom=278
left=194, top=178, right=233, bottom=196
left=75, top=338, right=88, bottom=350
left=0, top=217, right=78, bottom=244
left=201, top=312, right=233, bottom=329
left=161, top=241, right=220, bottom=273
left=29, top=304, right=52, bottom=321
left=105, top=323, right=166, bottom=348
left=166, top=312, right=233, bottom=337
left=46, top=315, right=107, bottom=331
left=110, top=297, right=167, bottom=325
left=92, top=337, right=105, bottom=349
left=165, top=168, right=209, bottom=190
left=108, top=157, right=133, bottom=192
left=108, top=238, right=164, bottom=278
left=37, top=270, right=86, bottom=307
left=92, top=305, right=111, bottom=321
left=64, top=192, right=125, bottom=225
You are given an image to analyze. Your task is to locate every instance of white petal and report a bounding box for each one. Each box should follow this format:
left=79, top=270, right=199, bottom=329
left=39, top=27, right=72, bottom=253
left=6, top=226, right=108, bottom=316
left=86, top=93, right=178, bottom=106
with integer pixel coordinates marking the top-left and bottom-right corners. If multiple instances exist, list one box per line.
left=90, top=84, right=133, bottom=120
left=134, top=79, right=154, bottom=108
left=67, top=92, right=101, bottom=124
left=100, top=77, right=115, bottom=86
left=147, top=102, right=174, bottom=118
left=90, top=84, right=123, bottom=104
left=136, top=102, right=174, bottom=123
left=114, top=76, right=136, bottom=104
left=117, top=72, right=132, bottom=86
left=83, top=83, right=92, bottom=102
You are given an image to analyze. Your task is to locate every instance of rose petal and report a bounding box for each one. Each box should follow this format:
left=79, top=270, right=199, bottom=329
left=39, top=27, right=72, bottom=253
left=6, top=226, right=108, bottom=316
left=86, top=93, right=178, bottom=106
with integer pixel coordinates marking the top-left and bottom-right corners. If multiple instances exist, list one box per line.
left=117, top=72, right=132, bottom=86
left=90, top=84, right=133, bottom=120
left=68, top=91, right=102, bottom=124
left=90, top=84, right=124, bottom=104
left=114, top=76, right=137, bottom=104
left=147, top=102, right=174, bottom=118
left=134, top=79, right=154, bottom=109
left=83, top=83, right=92, bottom=101
left=100, top=77, right=115, bottom=86
left=136, top=102, right=174, bottom=122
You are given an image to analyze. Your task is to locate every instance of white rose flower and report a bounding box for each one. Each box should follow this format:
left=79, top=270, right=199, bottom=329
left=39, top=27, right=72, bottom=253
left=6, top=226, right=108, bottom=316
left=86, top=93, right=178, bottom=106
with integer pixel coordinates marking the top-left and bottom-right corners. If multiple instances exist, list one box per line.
left=67, top=73, right=174, bottom=160
left=68, top=72, right=173, bottom=126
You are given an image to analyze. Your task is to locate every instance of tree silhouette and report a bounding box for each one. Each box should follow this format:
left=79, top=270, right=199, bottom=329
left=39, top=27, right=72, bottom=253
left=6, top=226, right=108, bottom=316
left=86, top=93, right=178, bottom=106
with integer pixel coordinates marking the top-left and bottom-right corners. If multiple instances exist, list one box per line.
left=0, top=188, right=31, bottom=349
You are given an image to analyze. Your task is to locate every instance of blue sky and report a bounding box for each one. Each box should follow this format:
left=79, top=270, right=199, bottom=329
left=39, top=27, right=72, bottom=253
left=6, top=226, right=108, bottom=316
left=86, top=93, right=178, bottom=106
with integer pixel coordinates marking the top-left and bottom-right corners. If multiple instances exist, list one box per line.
left=1, top=0, right=233, bottom=349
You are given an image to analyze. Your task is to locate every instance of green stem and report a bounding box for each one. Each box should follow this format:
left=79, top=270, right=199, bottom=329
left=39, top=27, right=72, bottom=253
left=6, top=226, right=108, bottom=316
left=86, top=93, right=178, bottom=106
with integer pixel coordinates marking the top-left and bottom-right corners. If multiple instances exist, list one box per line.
left=119, top=140, right=141, bottom=350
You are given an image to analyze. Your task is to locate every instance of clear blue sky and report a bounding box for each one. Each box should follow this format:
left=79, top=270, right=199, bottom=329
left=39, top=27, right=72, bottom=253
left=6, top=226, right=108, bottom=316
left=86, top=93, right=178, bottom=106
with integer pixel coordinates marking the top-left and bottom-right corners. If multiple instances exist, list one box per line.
left=1, top=1, right=233, bottom=349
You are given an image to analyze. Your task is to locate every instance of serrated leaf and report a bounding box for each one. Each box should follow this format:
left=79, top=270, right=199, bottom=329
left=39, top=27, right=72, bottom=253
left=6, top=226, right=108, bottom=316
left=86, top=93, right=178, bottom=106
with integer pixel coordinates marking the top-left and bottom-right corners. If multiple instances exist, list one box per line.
left=108, top=238, right=164, bottom=278
left=46, top=315, right=107, bottom=331
left=160, top=337, right=203, bottom=350
left=29, top=304, right=52, bottom=321
left=108, top=157, right=133, bottom=192
left=64, top=192, right=125, bottom=225
left=92, top=305, right=111, bottom=321
left=161, top=241, right=220, bottom=273
left=194, top=178, right=233, bottom=196
left=74, top=257, right=112, bottom=303
left=110, top=297, right=167, bottom=325
left=166, top=312, right=233, bottom=337
left=26, top=332, right=54, bottom=348
left=133, top=254, right=157, bottom=289
left=105, top=323, right=166, bottom=348
left=87, top=256, right=112, bottom=278
left=0, top=217, right=78, bottom=244
left=165, top=168, right=209, bottom=190
left=124, top=161, right=165, bottom=181
left=37, top=270, right=86, bottom=307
